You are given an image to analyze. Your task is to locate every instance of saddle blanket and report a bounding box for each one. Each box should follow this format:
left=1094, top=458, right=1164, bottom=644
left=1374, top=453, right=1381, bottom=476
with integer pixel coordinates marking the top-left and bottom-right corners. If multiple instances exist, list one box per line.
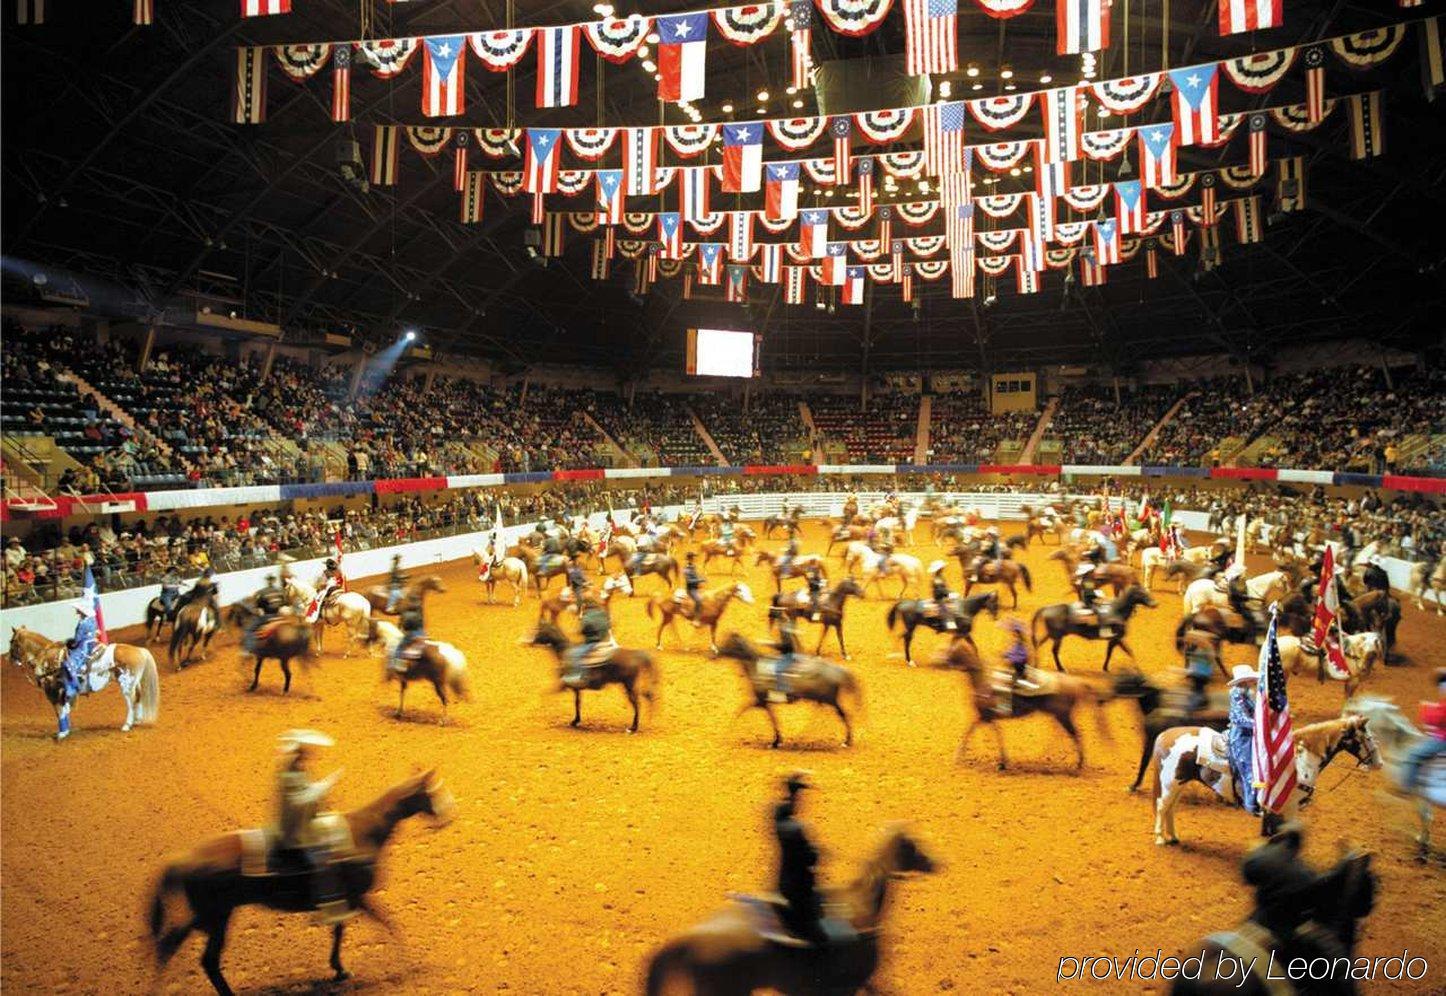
left=572, top=638, right=619, bottom=669
left=1196, top=731, right=1232, bottom=775
left=241, top=812, right=354, bottom=878
left=83, top=644, right=119, bottom=694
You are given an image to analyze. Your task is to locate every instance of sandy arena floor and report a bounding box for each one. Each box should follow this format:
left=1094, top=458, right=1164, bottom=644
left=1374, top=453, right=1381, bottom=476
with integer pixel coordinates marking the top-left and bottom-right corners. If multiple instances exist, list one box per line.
left=3, top=520, right=1443, bottom=994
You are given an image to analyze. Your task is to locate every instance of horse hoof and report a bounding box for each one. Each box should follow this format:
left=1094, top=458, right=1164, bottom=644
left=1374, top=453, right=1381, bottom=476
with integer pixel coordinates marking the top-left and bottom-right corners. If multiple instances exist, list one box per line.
left=121, top=724, right=133, bottom=733
left=334, top=970, right=352, bottom=982
left=1155, top=838, right=1167, bottom=847
left=997, top=762, right=1007, bottom=772
left=1126, top=785, right=1138, bottom=794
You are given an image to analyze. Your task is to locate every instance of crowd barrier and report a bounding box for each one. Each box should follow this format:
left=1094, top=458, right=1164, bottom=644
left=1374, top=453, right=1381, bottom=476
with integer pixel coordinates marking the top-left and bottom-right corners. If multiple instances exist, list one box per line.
left=3, top=491, right=1434, bottom=654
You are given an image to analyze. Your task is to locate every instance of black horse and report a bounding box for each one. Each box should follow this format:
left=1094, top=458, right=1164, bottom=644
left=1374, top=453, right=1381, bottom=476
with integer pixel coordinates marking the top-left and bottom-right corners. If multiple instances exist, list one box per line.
left=1030, top=585, right=1157, bottom=672
left=886, top=590, right=1000, bottom=666
left=1111, top=670, right=1230, bottom=793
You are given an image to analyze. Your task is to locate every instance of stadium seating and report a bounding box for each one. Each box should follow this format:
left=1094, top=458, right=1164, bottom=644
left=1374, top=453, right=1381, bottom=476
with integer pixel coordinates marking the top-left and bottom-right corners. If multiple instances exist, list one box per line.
left=928, top=391, right=1035, bottom=463
left=809, top=394, right=918, bottom=464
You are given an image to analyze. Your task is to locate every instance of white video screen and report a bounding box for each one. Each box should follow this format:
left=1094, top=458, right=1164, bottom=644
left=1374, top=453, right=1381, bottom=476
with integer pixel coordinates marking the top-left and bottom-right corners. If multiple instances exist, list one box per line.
left=690, top=328, right=755, bottom=378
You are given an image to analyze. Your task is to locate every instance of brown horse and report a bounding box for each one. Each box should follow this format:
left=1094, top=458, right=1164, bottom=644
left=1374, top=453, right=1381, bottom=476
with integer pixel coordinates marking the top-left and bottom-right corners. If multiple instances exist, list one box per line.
left=826, top=523, right=871, bottom=556
left=941, top=639, right=1110, bottom=771
left=1111, top=669, right=1230, bottom=793
left=360, top=575, right=446, bottom=615
left=717, top=633, right=862, bottom=748
left=1174, top=606, right=1263, bottom=657
left=962, top=557, right=1033, bottom=609
left=1031, top=584, right=1158, bottom=671
left=1048, top=547, right=1139, bottom=594
left=768, top=576, right=867, bottom=659
left=367, top=620, right=472, bottom=723
left=225, top=605, right=314, bottom=693
left=148, top=769, right=454, bottom=995
left=643, top=825, right=936, bottom=995
left=698, top=537, right=746, bottom=572
left=537, top=573, right=632, bottom=625
left=754, top=549, right=827, bottom=593
left=646, top=580, right=755, bottom=654
left=168, top=594, right=221, bottom=669
left=8, top=626, right=161, bottom=740
left=525, top=623, right=659, bottom=733
left=625, top=552, right=681, bottom=595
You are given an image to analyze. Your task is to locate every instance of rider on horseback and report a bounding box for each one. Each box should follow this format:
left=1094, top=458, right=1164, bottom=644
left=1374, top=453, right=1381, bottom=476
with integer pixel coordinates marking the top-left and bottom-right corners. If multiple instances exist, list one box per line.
left=773, top=772, right=854, bottom=950
left=384, top=555, right=406, bottom=613
left=1400, top=669, right=1446, bottom=792
left=564, top=605, right=612, bottom=688
left=245, top=574, right=287, bottom=657
left=981, top=526, right=1003, bottom=562
left=1074, top=563, right=1117, bottom=638
left=1181, top=627, right=1220, bottom=712
left=768, top=617, right=802, bottom=695
left=1001, top=618, right=1035, bottom=690
left=159, top=566, right=182, bottom=618
left=719, top=516, right=737, bottom=554
left=778, top=535, right=799, bottom=578
left=928, top=561, right=957, bottom=631
left=566, top=554, right=588, bottom=612
left=804, top=562, right=826, bottom=623
left=684, top=553, right=706, bottom=627
left=389, top=595, right=426, bottom=675
left=1227, top=666, right=1262, bottom=816
left=316, top=558, right=345, bottom=605
left=62, top=602, right=99, bottom=703
left=272, top=729, right=347, bottom=923
left=1223, top=563, right=1258, bottom=628
left=178, top=567, right=218, bottom=612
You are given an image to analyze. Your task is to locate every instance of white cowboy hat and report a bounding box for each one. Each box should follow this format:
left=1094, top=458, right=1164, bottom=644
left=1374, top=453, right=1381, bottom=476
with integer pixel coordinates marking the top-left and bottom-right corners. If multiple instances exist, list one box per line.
left=927, top=560, right=947, bottom=575
left=1075, top=563, right=1094, bottom=576
left=74, top=602, right=95, bottom=617
left=278, top=729, right=333, bottom=751
left=1228, top=665, right=1259, bottom=687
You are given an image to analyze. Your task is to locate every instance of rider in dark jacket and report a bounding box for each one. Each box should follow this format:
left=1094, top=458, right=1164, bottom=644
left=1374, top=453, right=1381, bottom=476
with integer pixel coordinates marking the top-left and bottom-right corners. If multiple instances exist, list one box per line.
left=684, top=553, right=706, bottom=626
left=384, top=555, right=406, bottom=612
left=566, top=554, right=588, bottom=612
left=566, top=606, right=612, bottom=687
left=774, top=772, right=824, bottom=945
left=804, top=562, right=825, bottom=622
left=245, top=575, right=286, bottom=656
left=390, top=598, right=425, bottom=674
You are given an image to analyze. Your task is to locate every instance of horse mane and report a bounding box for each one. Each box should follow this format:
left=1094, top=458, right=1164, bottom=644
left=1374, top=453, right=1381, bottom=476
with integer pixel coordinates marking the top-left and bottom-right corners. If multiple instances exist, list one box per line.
left=1294, top=717, right=1361, bottom=757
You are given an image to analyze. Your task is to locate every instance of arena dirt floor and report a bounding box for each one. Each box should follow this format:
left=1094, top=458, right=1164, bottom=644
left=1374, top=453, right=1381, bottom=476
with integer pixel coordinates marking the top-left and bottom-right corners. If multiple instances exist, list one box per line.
left=4, top=519, right=1444, bottom=994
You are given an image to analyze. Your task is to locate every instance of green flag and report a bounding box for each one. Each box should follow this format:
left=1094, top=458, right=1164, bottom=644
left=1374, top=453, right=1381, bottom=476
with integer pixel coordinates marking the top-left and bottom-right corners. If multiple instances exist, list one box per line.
left=1162, top=500, right=1172, bottom=527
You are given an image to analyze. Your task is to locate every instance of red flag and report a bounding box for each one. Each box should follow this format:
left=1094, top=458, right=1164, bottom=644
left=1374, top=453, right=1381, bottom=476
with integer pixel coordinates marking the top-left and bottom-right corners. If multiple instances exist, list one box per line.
left=334, top=532, right=348, bottom=591
left=1311, top=547, right=1350, bottom=679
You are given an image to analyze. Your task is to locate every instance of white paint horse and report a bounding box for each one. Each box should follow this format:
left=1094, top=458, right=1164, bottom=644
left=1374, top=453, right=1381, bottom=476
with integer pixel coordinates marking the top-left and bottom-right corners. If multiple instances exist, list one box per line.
left=1151, top=715, right=1380, bottom=845
left=474, top=546, right=530, bottom=606
left=856, top=549, right=925, bottom=599
left=1182, top=570, right=1295, bottom=617
left=8, top=626, right=160, bottom=740
left=285, top=577, right=372, bottom=657
left=1346, top=695, right=1445, bottom=860
left=1409, top=558, right=1445, bottom=614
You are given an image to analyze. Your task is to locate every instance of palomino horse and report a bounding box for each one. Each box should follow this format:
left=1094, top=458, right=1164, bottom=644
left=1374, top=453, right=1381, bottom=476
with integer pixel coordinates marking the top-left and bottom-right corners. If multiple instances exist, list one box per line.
left=149, top=768, right=454, bottom=995
left=941, top=639, right=1110, bottom=771
left=368, top=620, right=472, bottom=723
left=1411, top=557, right=1445, bottom=614
left=1048, top=547, right=1140, bottom=595
left=886, top=590, right=999, bottom=666
left=760, top=506, right=803, bottom=538
left=1031, top=585, right=1158, bottom=671
left=1172, top=827, right=1375, bottom=996
left=1182, top=569, right=1296, bottom=616
left=1152, top=715, right=1380, bottom=845
left=285, top=577, right=372, bottom=657
left=360, top=575, right=446, bottom=615
left=168, top=592, right=222, bottom=669
left=1111, top=670, right=1229, bottom=794
left=845, top=546, right=924, bottom=599
left=769, top=576, right=867, bottom=660
left=8, top=626, right=160, bottom=740
left=826, top=523, right=871, bottom=556
left=646, top=580, right=755, bottom=654
left=525, top=623, right=659, bottom=733
left=643, top=825, right=936, bottom=996
left=717, top=633, right=862, bottom=748
left=475, top=549, right=530, bottom=606
left=601, top=533, right=637, bottom=572
left=754, top=549, right=828, bottom=594
left=698, top=537, right=747, bottom=573
left=538, top=573, right=632, bottom=626
left=1281, top=632, right=1382, bottom=701
left=225, top=605, right=314, bottom=693
left=962, top=557, right=1032, bottom=609
left=1347, top=695, right=1445, bottom=860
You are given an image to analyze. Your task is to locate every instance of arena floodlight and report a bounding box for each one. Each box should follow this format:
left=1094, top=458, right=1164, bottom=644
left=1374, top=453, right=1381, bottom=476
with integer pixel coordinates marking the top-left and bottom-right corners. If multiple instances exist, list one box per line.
left=405, top=330, right=417, bottom=342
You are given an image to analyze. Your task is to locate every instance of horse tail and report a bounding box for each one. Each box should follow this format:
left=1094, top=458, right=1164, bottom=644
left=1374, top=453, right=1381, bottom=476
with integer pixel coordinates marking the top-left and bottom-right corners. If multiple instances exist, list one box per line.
left=639, top=654, right=660, bottom=713
left=134, top=648, right=161, bottom=725
left=838, top=667, right=864, bottom=721
left=1030, top=608, right=1045, bottom=649
left=644, top=939, right=693, bottom=996
left=886, top=602, right=900, bottom=632
left=148, top=864, right=192, bottom=965
left=1019, top=563, right=1032, bottom=592
left=1083, top=681, right=1113, bottom=743
left=646, top=597, right=659, bottom=620
left=444, top=647, right=472, bottom=703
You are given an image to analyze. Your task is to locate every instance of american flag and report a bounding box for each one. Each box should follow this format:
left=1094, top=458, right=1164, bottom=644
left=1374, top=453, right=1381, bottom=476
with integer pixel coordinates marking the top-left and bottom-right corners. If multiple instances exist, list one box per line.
left=331, top=45, right=352, bottom=121
left=923, top=101, right=967, bottom=177
left=789, top=0, right=813, bottom=89
left=1252, top=613, right=1297, bottom=813
left=903, top=0, right=958, bottom=77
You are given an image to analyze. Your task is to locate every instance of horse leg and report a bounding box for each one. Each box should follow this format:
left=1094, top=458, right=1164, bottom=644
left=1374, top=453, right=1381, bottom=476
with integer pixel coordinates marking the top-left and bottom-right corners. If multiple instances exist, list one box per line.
left=990, top=721, right=1009, bottom=771
left=833, top=700, right=853, bottom=748
left=1008, top=583, right=1019, bottom=609
left=1052, top=637, right=1065, bottom=672
left=836, top=624, right=850, bottom=661
left=330, top=922, right=350, bottom=981
left=1129, top=730, right=1154, bottom=794
left=55, top=697, right=73, bottom=741
left=902, top=626, right=915, bottom=667
left=1416, top=800, right=1433, bottom=863
left=1057, top=712, right=1084, bottom=770
left=396, top=680, right=407, bottom=720
left=763, top=702, right=783, bottom=749
left=626, top=686, right=640, bottom=734
left=281, top=658, right=292, bottom=694
left=250, top=657, right=263, bottom=692
left=709, top=622, right=720, bottom=657
left=571, top=689, right=582, bottom=728
left=199, top=913, right=234, bottom=996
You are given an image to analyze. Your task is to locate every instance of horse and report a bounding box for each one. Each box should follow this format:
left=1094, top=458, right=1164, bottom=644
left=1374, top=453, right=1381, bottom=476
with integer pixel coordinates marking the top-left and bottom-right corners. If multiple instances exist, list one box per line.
left=360, top=575, right=446, bottom=615
left=525, top=622, right=658, bottom=733
left=1410, top=557, right=1445, bottom=614
left=1338, top=589, right=1401, bottom=657
left=698, top=537, right=746, bottom=573
left=1048, top=548, right=1139, bottom=594
left=367, top=620, right=472, bottom=723
left=1031, top=585, right=1158, bottom=672
left=1345, top=695, right=1445, bottom=860
left=148, top=768, right=454, bottom=995
left=145, top=593, right=178, bottom=642
left=846, top=547, right=924, bottom=599
left=1183, top=570, right=1295, bottom=617
left=515, top=547, right=570, bottom=595
left=168, top=592, right=222, bottom=669
left=1151, top=716, right=1380, bottom=845
left=601, top=533, right=637, bottom=572
left=646, top=580, right=755, bottom=655
left=538, top=573, right=632, bottom=625
left=754, top=549, right=827, bottom=594
left=474, top=549, right=530, bottom=606
left=962, top=557, right=1032, bottom=609
left=886, top=590, right=999, bottom=666
left=717, top=632, right=862, bottom=749
left=1172, top=826, right=1375, bottom=996
left=768, top=576, right=867, bottom=659
left=941, top=638, right=1111, bottom=771
left=761, top=507, right=803, bottom=538
left=643, top=825, right=936, bottom=996
left=285, top=577, right=372, bottom=657
left=1281, top=631, right=1383, bottom=701
left=1162, top=557, right=1217, bottom=593
left=826, top=524, right=871, bottom=556
left=7, top=626, right=160, bottom=740
left=625, top=551, right=680, bottom=595
left=1174, top=606, right=1265, bottom=655
left=1111, top=670, right=1230, bottom=793
left=1022, top=512, right=1063, bottom=546
left=225, top=605, right=314, bottom=694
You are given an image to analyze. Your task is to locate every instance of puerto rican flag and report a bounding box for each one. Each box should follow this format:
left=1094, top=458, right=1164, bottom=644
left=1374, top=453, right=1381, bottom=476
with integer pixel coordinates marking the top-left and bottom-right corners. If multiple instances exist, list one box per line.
left=524, top=128, right=562, bottom=192
left=722, top=123, right=763, bottom=193
left=1219, top=0, right=1281, bottom=35
left=903, top=0, right=959, bottom=76
left=1115, top=180, right=1145, bottom=233
left=759, top=242, right=783, bottom=282
left=680, top=166, right=711, bottom=223
left=1093, top=217, right=1121, bottom=264
left=1168, top=65, right=1219, bottom=146
left=698, top=243, right=724, bottom=283
left=536, top=26, right=580, bottom=109
left=658, top=212, right=683, bottom=257
left=765, top=162, right=800, bottom=221
left=82, top=565, right=108, bottom=644
left=1041, top=86, right=1081, bottom=162
left=422, top=36, right=467, bottom=117
left=596, top=169, right=624, bottom=224
left=1138, top=122, right=1177, bottom=188
left=657, top=12, right=708, bottom=102
left=1057, top=0, right=1109, bottom=56
left=841, top=265, right=866, bottom=304
left=799, top=209, right=829, bottom=257
left=729, top=211, right=754, bottom=261
left=822, top=242, right=849, bottom=285
left=725, top=263, right=749, bottom=302
left=624, top=127, right=658, bottom=196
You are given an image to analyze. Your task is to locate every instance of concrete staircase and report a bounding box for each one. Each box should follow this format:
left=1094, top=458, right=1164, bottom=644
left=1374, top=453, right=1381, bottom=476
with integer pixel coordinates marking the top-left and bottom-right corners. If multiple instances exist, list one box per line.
left=57, top=370, right=181, bottom=465
left=1126, top=391, right=1195, bottom=466
left=913, top=395, right=933, bottom=464
left=581, top=412, right=637, bottom=467
left=685, top=405, right=729, bottom=466
left=1021, top=396, right=1059, bottom=463
left=798, top=401, right=819, bottom=460
left=2, top=434, right=82, bottom=491
left=1234, top=434, right=1281, bottom=467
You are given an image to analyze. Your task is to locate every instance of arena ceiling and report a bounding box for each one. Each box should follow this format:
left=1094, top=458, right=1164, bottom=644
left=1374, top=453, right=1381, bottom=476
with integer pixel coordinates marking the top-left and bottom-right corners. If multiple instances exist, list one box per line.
left=3, top=1, right=1444, bottom=376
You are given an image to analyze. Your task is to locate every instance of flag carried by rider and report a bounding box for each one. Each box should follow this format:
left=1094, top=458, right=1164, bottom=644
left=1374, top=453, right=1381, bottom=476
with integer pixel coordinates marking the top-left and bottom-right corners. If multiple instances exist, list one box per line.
left=333, top=531, right=347, bottom=590
left=82, top=565, right=108, bottom=643
left=1311, top=546, right=1351, bottom=679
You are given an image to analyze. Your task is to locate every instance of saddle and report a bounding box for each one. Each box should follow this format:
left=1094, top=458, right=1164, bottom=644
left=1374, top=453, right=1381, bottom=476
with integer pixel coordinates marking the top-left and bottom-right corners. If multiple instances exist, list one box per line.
left=568, top=638, right=618, bottom=671
left=255, top=618, right=288, bottom=641
left=730, top=894, right=856, bottom=954
left=1197, top=731, right=1233, bottom=776
left=240, top=812, right=354, bottom=879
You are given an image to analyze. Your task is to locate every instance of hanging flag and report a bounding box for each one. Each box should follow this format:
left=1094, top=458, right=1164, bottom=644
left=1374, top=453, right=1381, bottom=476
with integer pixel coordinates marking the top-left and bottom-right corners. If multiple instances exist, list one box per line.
left=16, top=0, right=44, bottom=24
left=722, top=123, right=763, bottom=193
left=1093, top=217, right=1120, bottom=264
left=529, top=190, right=546, bottom=226
left=857, top=157, right=875, bottom=214
left=726, top=263, right=750, bottom=302
left=596, top=169, right=624, bottom=223
left=657, top=12, right=708, bottom=102
left=242, top=0, right=290, bottom=15
left=822, top=242, right=849, bottom=285
left=371, top=125, right=399, bottom=185
left=1235, top=195, right=1263, bottom=244
left=452, top=131, right=469, bottom=191
left=541, top=213, right=566, bottom=256
left=461, top=171, right=486, bottom=223
left=950, top=250, right=975, bottom=298
left=1041, top=87, right=1081, bottom=162
left=902, top=266, right=915, bottom=301
left=1303, top=46, right=1327, bottom=123
left=923, top=101, right=967, bottom=176
left=536, top=26, right=580, bottom=109
left=765, top=162, right=801, bottom=221
left=1169, top=65, right=1219, bottom=145
left=1015, top=257, right=1040, bottom=294
left=789, top=0, right=813, bottom=89
left=1277, top=156, right=1306, bottom=212
left=1145, top=238, right=1160, bottom=278
left=1247, top=112, right=1268, bottom=176
left=878, top=204, right=894, bottom=250
left=1057, top=0, right=1109, bottom=56
left=1348, top=92, right=1386, bottom=158
left=624, top=127, right=658, bottom=196
left=830, top=117, right=853, bottom=183
left=1252, top=613, right=1297, bottom=814
left=634, top=256, right=652, bottom=295
left=729, top=211, right=754, bottom=261
left=1200, top=172, right=1218, bottom=224
left=658, top=212, right=683, bottom=257
left=697, top=243, right=724, bottom=283
left=841, top=266, right=867, bottom=304
left=1138, top=122, right=1177, bottom=188
left=231, top=47, right=268, bottom=125
left=784, top=264, right=808, bottom=303
left=799, top=208, right=829, bottom=257
left=1170, top=209, right=1187, bottom=253
left=760, top=242, right=783, bottom=282
left=1115, top=180, right=1145, bottom=234
left=82, top=566, right=108, bottom=644
left=421, top=35, right=467, bottom=117
left=1219, top=0, right=1281, bottom=35
left=524, top=128, right=563, bottom=193
left=679, top=166, right=711, bottom=223
left=891, top=239, right=905, bottom=282
left=946, top=202, right=975, bottom=254
left=134, top=0, right=153, bottom=26
left=331, top=45, right=352, bottom=121
left=903, top=0, right=959, bottom=76
left=1423, top=17, right=1444, bottom=100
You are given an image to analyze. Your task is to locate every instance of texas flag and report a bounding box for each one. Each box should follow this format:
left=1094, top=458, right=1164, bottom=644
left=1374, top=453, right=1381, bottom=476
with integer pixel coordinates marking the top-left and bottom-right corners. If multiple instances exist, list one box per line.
left=658, top=212, right=683, bottom=257
left=799, top=209, right=828, bottom=257
left=1138, top=122, right=1177, bottom=188
left=524, top=128, right=562, bottom=192
left=422, top=36, right=467, bottom=117
left=765, top=162, right=800, bottom=221
left=536, top=26, right=580, bottom=109
left=596, top=169, right=624, bottom=224
left=1115, top=180, right=1145, bottom=233
left=1093, top=216, right=1121, bottom=265
left=82, top=565, right=108, bottom=644
left=656, top=12, right=708, bottom=103
left=1168, top=65, right=1219, bottom=146
left=821, top=242, right=849, bottom=285
left=722, top=123, right=763, bottom=193
left=841, top=265, right=866, bottom=304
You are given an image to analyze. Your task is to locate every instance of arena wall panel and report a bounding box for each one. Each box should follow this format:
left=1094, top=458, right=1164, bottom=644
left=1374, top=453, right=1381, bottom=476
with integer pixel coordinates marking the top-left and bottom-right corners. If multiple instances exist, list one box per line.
left=373, top=476, right=449, bottom=493
left=1142, top=465, right=1210, bottom=478
left=446, top=473, right=507, bottom=488
left=1277, top=469, right=1336, bottom=485
left=1334, top=472, right=1384, bottom=488
left=603, top=468, right=663, bottom=479
left=1210, top=467, right=1278, bottom=482
left=145, top=485, right=282, bottom=510
left=279, top=481, right=376, bottom=499
left=1382, top=475, right=1446, bottom=494
left=1062, top=465, right=1141, bottom=476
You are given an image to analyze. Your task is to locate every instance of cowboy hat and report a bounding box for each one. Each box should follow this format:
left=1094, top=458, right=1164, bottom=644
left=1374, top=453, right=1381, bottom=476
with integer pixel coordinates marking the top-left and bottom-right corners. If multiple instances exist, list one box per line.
left=1075, top=563, right=1094, bottom=576
left=1228, top=665, right=1260, bottom=686
left=784, top=770, right=812, bottom=793
left=927, top=560, right=947, bottom=575
left=278, top=729, right=334, bottom=751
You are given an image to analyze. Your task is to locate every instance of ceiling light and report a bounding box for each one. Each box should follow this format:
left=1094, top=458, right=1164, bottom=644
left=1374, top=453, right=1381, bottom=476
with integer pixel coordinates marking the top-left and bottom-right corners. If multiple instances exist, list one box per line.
left=920, top=179, right=931, bottom=193
left=757, top=89, right=769, bottom=101
left=722, top=102, right=734, bottom=113
left=1010, top=167, right=1021, bottom=176
left=1004, top=83, right=1016, bottom=91
left=966, top=64, right=979, bottom=77
left=1097, top=105, right=1109, bottom=117
left=1000, top=66, right=1014, bottom=79
left=405, top=330, right=417, bottom=341
left=637, top=44, right=649, bottom=58
left=646, top=32, right=659, bottom=44
left=793, top=99, right=804, bottom=108
left=786, top=85, right=797, bottom=95
left=593, top=3, right=614, bottom=15
left=971, top=82, right=983, bottom=91
left=756, top=106, right=766, bottom=114
left=824, top=188, right=834, bottom=197
left=654, top=73, right=663, bottom=81
left=1039, top=73, right=1053, bottom=84
left=642, top=59, right=656, bottom=72
left=939, top=80, right=952, bottom=98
